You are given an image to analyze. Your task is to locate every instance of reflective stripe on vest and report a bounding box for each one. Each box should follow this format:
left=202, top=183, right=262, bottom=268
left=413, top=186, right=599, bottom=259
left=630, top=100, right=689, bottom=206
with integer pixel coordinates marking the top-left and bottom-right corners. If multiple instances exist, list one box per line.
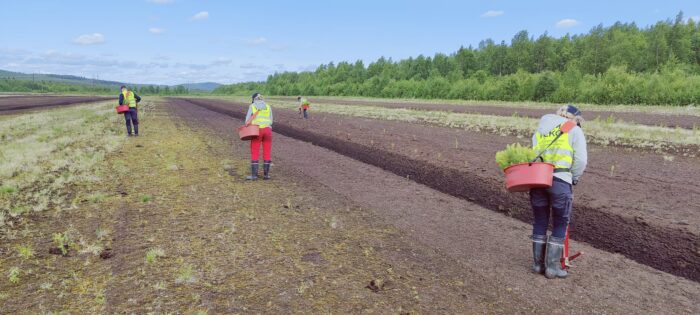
left=534, top=123, right=573, bottom=171
left=251, top=104, right=272, bottom=128
left=122, top=91, right=137, bottom=108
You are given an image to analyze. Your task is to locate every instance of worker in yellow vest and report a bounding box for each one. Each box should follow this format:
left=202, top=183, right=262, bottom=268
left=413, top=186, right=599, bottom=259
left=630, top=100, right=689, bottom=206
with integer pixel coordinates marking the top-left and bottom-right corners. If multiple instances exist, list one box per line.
left=530, top=105, right=587, bottom=279
left=119, top=85, right=142, bottom=136
left=297, top=96, right=310, bottom=119
left=245, top=93, right=273, bottom=180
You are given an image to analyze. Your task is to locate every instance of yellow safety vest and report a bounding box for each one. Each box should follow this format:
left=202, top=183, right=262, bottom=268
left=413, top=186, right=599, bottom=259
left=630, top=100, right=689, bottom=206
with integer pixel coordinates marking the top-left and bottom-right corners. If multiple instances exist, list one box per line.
left=251, top=104, right=272, bottom=128
left=534, top=123, right=574, bottom=172
left=122, top=91, right=137, bottom=108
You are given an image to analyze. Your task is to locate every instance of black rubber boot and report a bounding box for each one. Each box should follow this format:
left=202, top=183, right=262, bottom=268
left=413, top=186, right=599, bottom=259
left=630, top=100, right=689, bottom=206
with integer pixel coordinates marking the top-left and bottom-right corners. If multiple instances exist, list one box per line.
left=544, top=236, right=568, bottom=279
left=263, top=161, right=271, bottom=180
left=532, top=234, right=547, bottom=274
left=245, top=162, right=259, bottom=180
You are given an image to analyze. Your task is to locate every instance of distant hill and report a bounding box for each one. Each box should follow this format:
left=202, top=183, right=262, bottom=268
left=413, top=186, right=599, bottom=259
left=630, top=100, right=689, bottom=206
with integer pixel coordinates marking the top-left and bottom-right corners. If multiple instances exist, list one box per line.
left=0, top=69, right=221, bottom=92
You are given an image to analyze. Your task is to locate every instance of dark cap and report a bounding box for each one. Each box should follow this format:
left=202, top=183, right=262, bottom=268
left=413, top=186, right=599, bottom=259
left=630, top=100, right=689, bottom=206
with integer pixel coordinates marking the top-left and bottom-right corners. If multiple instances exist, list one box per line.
left=120, top=85, right=127, bottom=90
left=567, top=104, right=581, bottom=116
left=251, top=92, right=261, bottom=103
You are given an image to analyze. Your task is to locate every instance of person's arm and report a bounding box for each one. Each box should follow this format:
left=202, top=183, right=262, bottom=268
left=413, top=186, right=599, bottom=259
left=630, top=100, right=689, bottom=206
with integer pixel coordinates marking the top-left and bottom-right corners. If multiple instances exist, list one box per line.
left=119, top=94, right=125, bottom=105
left=134, top=93, right=141, bottom=104
left=269, top=107, right=273, bottom=126
left=570, top=127, right=588, bottom=184
left=245, top=105, right=253, bottom=125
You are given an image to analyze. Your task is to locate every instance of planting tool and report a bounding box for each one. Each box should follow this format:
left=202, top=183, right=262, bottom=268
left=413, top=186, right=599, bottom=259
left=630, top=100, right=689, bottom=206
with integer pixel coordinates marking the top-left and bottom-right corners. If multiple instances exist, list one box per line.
left=561, top=227, right=583, bottom=269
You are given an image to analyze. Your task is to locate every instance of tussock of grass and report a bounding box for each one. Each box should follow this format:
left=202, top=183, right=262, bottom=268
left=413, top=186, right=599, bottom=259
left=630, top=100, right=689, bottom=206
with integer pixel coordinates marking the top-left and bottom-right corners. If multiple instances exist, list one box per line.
left=145, top=248, right=165, bottom=264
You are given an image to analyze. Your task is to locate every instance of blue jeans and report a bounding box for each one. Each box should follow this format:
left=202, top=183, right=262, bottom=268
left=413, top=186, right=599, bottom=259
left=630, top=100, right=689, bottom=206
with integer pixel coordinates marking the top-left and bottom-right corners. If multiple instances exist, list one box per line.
left=124, top=107, right=138, bottom=135
left=530, top=177, right=573, bottom=238
left=303, top=109, right=308, bottom=119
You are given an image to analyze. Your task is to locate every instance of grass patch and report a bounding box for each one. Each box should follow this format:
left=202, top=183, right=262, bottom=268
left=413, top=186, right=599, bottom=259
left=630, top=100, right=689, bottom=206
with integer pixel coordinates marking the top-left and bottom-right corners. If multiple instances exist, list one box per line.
left=175, top=263, right=197, bottom=284
left=0, top=101, right=125, bottom=222
left=145, top=247, right=165, bottom=264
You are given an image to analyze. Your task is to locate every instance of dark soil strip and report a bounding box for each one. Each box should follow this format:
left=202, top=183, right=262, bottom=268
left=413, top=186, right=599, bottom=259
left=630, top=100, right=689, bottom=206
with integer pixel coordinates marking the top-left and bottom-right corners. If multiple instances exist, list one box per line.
left=0, top=96, right=111, bottom=114
left=271, top=97, right=700, bottom=130
left=175, top=97, right=700, bottom=283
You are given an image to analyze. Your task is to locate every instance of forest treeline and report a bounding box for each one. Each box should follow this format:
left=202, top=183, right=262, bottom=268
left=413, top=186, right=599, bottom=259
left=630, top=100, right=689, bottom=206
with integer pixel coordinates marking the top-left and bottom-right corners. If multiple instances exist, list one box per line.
left=0, top=79, right=191, bottom=96
left=215, top=13, right=700, bottom=105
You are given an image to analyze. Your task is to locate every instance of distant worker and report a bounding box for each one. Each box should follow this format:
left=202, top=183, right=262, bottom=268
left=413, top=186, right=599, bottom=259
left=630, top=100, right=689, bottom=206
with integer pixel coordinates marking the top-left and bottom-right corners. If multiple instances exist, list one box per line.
left=119, top=85, right=141, bottom=136
left=297, top=96, right=310, bottom=119
left=530, top=104, right=587, bottom=279
left=245, top=93, right=273, bottom=180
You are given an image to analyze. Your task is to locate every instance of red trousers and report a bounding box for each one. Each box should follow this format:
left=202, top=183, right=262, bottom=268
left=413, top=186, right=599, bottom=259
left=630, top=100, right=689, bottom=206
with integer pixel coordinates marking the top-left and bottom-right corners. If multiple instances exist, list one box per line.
left=250, top=127, right=272, bottom=161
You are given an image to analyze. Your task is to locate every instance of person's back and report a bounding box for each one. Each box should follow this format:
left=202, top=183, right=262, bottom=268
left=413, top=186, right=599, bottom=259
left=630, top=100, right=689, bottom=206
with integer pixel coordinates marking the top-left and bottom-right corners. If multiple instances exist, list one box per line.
left=529, top=105, right=587, bottom=279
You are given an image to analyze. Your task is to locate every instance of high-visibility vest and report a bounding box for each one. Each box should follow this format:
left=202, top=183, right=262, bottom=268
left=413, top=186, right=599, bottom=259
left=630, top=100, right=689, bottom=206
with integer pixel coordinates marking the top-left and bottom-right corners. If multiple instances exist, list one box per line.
left=534, top=123, right=574, bottom=172
left=300, top=98, right=310, bottom=109
left=122, top=91, right=137, bottom=108
left=251, top=103, right=272, bottom=128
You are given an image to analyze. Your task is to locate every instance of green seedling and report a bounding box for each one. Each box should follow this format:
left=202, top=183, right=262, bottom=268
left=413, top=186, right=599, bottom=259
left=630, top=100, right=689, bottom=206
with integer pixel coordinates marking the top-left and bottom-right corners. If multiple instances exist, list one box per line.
left=495, top=143, right=537, bottom=170
left=17, top=244, right=34, bottom=259
left=8, top=267, right=20, bottom=284
left=141, top=195, right=153, bottom=203
left=145, top=248, right=165, bottom=264
left=52, top=232, right=73, bottom=256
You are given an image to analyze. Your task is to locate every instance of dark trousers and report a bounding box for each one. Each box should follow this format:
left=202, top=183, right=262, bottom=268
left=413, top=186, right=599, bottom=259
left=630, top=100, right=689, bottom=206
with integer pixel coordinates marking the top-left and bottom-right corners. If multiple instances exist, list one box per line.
left=124, top=107, right=139, bottom=135
left=303, top=109, right=308, bottom=119
left=530, top=178, right=573, bottom=238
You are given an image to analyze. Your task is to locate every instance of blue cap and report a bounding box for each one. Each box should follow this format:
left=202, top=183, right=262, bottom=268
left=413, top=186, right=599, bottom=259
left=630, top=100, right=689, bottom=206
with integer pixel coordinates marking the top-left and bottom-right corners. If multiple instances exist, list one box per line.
left=251, top=92, right=260, bottom=103
left=567, top=104, right=581, bottom=116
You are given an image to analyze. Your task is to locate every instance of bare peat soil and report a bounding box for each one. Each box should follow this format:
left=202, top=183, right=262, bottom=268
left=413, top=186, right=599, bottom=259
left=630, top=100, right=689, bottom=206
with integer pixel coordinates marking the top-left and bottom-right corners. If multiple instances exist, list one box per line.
left=176, top=97, right=700, bottom=283
left=166, top=98, right=700, bottom=314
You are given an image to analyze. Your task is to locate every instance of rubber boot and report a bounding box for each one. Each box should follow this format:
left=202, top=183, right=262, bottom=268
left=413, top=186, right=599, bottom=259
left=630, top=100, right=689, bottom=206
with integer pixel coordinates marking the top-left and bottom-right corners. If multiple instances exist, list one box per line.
left=263, top=161, right=271, bottom=180
left=531, top=234, right=547, bottom=274
left=544, top=236, right=568, bottom=279
left=245, top=162, right=259, bottom=180
left=134, top=124, right=139, bottom=136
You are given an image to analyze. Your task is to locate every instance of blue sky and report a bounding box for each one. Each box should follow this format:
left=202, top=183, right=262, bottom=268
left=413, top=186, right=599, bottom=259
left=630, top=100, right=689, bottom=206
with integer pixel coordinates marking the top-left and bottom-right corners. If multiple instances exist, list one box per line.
left=1, top=0, right=699, bottom=85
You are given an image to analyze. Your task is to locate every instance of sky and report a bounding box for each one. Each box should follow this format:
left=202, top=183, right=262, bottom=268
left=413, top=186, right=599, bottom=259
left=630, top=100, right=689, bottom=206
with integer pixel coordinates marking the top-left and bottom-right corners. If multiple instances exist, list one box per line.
left=1, top=0, right=700, bottom=85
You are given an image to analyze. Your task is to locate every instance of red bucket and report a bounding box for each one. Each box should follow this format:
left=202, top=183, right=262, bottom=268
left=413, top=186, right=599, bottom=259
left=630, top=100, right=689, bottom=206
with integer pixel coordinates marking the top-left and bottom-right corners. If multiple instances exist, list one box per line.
left=503, top=162, right=554, bottom=192
left=238, top=125, right=259, bottom=141
left=116, top=105, right=129, bottom=114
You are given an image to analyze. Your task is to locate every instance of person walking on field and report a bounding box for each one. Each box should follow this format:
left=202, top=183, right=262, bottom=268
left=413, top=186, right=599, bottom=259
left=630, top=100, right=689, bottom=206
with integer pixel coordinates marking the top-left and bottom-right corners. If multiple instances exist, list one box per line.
left=298, top=96, right=310, bottom=119
left=245, top=93, right=273, bottom=180
left=119, top=85, right=142, bottom=136
left=530, top=104, right=587, bottom=279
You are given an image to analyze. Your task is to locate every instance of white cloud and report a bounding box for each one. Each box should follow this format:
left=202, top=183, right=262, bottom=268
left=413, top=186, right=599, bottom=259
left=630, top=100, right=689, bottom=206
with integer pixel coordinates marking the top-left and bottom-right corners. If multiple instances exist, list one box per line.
left=149, top=28, right=165, bottom=35
left=247, top=37, right=268, bottom=46
left=482, top=10, right=504, bottom=18
left=191, top=11, right=209, bottom=21
left=147, top=0, right=173, bottom=4
left=72, top=33, right=105, bottom=45
left=556, top=19, right=580, bottom=28
left=689, top=16, right=700, bottom=22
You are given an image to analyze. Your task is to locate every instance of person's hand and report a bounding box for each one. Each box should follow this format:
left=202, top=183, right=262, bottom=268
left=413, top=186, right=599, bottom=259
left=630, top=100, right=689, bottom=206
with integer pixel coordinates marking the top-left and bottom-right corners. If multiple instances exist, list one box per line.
left=572, top=179, right=579, bottom=185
